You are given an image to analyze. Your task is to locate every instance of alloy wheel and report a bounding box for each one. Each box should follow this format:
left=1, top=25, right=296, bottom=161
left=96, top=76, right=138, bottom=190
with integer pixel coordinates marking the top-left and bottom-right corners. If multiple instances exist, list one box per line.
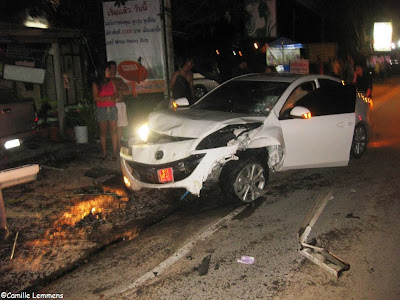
left=352, top=125, right=367, bottom=156
left=233, top=163, right=266, bottom=202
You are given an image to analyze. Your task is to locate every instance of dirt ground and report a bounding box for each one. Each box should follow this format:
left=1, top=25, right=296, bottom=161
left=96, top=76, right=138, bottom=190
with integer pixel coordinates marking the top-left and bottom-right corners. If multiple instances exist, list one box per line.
left=0, top=138, right=184, bottom=292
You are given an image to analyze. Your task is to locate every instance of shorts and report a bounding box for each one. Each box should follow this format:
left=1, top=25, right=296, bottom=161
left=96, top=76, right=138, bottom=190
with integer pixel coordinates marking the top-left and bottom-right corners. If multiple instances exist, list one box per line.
left=96, top=106, right=118, bottom=122
left=116, top=102, right=128, bottom=127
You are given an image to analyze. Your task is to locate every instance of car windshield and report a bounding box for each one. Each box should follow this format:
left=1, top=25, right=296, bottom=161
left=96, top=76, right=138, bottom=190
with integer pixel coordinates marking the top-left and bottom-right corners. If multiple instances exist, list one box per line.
left=192, top=80, right=289, bottom=115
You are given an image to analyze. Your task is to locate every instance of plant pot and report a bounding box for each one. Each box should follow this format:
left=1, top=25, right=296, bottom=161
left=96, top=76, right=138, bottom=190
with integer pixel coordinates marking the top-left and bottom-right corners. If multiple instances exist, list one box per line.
left=49, top=126, right=61, bottom=142
left=65, top=127, right=75, bottom=141
left=74, top=125, right=88, bottom=143
left=37, top=127, right=50, bottom=139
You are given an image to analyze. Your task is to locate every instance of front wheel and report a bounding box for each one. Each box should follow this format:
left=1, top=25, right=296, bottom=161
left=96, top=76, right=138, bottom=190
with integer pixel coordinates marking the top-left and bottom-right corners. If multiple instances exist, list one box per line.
left=351, top=123, right=367, bottom=159
left=220, top=157, right=269, bottom=204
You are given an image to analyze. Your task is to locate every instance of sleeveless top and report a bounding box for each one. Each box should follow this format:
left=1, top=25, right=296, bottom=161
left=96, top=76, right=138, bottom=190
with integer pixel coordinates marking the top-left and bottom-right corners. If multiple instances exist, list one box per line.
left=172, top=74, right=194, bottom=104
left=97, top=81, right=115, bottom=107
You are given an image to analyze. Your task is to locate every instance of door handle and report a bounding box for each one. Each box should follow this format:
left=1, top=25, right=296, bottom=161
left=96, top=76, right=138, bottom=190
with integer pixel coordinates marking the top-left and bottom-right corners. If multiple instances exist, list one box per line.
left=336, top=121, right=353, bottom=128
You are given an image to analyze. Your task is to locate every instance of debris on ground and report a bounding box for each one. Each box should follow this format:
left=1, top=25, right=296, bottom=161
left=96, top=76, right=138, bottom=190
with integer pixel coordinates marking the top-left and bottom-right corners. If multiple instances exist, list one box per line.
left=298, top=189, right=350, bottom=277
left=198, top=254, right=212, bottom=276
left=237, top=255, right=255, bottom=265
left=345, top=213, right=360, bottom=219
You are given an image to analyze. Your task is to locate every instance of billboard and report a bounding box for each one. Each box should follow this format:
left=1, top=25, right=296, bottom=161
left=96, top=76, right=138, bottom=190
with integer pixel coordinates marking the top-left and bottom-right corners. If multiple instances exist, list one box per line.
left=103, top=0, right=165, bottom=94
left=245, top=0, right=277, bottom=38
left=373, top=22, right=392, bottom=52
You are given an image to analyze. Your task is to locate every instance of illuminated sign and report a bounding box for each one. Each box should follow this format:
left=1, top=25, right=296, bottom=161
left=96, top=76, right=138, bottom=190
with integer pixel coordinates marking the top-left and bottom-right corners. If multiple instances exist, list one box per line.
left=374, top=22, right=392, bottom=51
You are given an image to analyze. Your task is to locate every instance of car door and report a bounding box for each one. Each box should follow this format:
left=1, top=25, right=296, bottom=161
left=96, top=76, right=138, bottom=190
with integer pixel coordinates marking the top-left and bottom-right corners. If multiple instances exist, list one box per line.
left=280, top=83, right=356, bottom=170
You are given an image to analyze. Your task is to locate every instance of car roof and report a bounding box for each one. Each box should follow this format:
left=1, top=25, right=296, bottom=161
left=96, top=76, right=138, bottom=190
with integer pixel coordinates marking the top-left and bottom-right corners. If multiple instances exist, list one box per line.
left=232, top=73, right=321, bottom=83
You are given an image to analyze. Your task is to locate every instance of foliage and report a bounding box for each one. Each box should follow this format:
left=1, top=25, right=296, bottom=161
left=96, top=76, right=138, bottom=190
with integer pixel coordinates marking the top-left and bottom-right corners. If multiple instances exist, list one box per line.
left=37, top=97, right=57, bottom=128
left=65, top=98, right=95, bottom=127
left=65, top=98, right=97, bottom=139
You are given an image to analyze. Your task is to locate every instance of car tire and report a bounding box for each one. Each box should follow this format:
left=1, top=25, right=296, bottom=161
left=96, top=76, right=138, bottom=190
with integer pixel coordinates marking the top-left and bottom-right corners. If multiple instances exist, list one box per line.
left=220, top=156, right=269, bottom=204
left=194, top=85, right=207, bottom=100
left=350, top=123, right=367, bottom=159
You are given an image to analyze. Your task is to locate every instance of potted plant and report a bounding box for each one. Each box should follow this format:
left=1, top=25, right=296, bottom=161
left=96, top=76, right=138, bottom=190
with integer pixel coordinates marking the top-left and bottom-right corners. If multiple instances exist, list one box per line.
left=36, top=97, right=56, bottom=139
left=65, top=99, right=96, bottom=143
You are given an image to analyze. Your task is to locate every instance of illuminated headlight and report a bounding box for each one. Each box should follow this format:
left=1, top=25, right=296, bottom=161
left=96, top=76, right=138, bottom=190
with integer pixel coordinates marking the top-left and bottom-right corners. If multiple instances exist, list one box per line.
left=137, top=123, right=150, bottom=142
left=5, top=139, right=21, bottom=149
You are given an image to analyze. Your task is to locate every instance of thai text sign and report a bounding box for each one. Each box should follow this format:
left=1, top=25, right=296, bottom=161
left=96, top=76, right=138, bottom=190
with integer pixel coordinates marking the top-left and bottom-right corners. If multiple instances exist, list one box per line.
left=290, top=59, right=309, bottom=74
left=103, top=0, right=165, bottom=94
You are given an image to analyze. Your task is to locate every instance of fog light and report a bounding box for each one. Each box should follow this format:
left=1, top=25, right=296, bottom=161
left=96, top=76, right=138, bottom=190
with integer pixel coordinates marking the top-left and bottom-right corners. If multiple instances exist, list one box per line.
left=5, top=139, right=21, bottom=149
left=123, top=176, right=131, bottom=187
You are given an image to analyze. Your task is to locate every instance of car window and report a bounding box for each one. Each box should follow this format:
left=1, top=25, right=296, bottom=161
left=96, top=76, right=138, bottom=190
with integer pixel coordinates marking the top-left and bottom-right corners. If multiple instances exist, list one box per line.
left=318, top=79, right=342, bottom=88
left=294, top=84, right=356, bottom=116
left=193, top=80, right=289, bottom=115
left=280, top=81, right=315, bottom=117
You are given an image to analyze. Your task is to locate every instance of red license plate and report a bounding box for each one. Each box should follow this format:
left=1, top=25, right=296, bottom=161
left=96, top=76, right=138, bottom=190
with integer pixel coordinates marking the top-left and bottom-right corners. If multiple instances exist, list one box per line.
left=157, top=167, right=174, bottom=183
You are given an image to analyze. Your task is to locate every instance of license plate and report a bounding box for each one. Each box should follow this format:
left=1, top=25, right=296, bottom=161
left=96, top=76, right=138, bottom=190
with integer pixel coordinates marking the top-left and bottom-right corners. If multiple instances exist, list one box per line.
left=157, top=167, right=174, bottom=183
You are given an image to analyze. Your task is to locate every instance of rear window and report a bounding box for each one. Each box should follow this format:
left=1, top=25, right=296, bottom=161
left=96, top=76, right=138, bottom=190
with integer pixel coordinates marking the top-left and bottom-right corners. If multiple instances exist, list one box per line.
left=295, top=84, right=356, bottom=116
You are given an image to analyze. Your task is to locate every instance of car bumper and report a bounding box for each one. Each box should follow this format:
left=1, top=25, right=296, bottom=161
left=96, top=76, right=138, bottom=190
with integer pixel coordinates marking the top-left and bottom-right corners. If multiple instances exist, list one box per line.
left=120, top=143, right=239, bottom=195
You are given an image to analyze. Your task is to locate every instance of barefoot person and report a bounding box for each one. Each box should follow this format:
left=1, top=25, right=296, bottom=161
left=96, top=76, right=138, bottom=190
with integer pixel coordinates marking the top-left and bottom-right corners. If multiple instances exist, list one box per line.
left=92, top=63, right=118, bottom=160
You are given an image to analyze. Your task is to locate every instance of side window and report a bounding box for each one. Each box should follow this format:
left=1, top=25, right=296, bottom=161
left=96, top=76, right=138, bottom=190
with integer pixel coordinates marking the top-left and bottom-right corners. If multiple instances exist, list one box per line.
left=295, top=84, right=356, bottom=116
left=280, top=81, right=316, bottom=117
left=318, top=79, right=342, bottom=89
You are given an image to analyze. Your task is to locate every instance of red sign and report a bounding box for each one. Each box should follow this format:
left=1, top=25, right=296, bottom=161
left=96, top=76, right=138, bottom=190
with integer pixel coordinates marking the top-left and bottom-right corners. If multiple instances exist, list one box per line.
left=118, top=60, right=148, bottom=82
left=157, top=167, right=174, bottom=183
left=290, top=59, right=309, bottom=74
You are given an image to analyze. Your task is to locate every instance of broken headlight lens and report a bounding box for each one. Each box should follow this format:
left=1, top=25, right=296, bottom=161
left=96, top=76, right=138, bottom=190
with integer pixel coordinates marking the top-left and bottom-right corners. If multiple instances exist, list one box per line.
left=196, top=123, right=262, bottom=150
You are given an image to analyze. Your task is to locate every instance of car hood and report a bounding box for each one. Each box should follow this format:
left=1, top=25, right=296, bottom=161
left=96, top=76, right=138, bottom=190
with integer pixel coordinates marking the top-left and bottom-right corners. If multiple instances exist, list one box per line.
left=149, top=109, right=266, bottom=138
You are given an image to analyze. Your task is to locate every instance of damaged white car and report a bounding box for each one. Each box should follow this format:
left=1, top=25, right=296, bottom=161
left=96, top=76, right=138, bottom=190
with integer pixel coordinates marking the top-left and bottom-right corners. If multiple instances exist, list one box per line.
left=120, top=73, right=371, bottom=203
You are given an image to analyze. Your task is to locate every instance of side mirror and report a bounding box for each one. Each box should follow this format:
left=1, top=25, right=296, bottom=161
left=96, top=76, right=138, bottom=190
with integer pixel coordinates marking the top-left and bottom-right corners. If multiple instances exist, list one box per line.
left=169, top=97, right=190, bottom=111
left=174, top=97, right=190, bottom=106
left=290, top=106, right=312, bottom=119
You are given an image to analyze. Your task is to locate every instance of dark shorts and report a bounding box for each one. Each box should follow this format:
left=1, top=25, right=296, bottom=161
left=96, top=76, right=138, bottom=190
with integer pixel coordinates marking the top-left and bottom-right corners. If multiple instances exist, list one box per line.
left=96, top=106, right=118, bottom=122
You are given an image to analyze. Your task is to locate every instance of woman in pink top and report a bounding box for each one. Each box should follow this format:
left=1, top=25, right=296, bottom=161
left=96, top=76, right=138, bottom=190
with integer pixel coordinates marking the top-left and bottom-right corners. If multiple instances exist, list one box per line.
left=92, top=63, right=118, bottom=160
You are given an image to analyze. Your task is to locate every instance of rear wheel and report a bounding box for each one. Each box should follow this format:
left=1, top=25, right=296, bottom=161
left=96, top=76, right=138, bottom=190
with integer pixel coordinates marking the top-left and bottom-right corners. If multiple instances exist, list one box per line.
left=220, top=157, right=269, bottom=203
left=351, top=123, right=367, bottom=159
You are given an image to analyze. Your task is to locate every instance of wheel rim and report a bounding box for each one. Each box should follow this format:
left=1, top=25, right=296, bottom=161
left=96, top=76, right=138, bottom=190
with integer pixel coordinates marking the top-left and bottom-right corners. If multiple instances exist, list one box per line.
left=233, top=163, right=266, bottom=202
left=194, top=87, right=205, bottom=99
left=352, top=125, right=367, bottom=155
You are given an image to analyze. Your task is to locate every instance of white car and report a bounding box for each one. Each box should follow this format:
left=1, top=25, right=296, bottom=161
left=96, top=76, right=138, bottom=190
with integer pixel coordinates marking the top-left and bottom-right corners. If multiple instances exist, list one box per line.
left=193, top=73, right=219, bottom=100
left=121, top=73, right=371, bottom=203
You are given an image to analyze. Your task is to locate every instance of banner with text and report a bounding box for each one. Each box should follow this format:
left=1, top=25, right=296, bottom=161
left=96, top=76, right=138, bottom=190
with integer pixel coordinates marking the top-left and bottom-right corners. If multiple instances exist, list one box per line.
left=103, top=0, right=165, bottom=94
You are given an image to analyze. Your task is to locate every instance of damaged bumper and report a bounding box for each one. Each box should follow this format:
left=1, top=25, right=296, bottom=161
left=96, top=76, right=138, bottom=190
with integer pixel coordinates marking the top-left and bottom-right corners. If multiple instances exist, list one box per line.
left=120, top=140, right=239, bottom=196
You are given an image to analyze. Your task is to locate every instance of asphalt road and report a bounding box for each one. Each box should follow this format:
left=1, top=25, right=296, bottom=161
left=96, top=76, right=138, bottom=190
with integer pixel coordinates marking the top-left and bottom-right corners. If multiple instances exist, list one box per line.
left=41, top=77, right=400, bottom=299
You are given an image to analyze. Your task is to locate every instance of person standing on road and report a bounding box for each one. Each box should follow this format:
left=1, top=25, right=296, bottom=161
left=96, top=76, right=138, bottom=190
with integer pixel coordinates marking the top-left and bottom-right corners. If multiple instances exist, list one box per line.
left=108, top=61, right=129, bottom=152
left=92, top=63, right=118, bottom=160
left=170, top=57, right=195, bottom=104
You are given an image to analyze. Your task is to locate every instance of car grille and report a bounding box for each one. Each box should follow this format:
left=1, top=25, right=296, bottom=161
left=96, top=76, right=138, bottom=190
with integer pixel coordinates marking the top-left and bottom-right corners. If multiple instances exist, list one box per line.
left=127, top=154, right=205, bottom=184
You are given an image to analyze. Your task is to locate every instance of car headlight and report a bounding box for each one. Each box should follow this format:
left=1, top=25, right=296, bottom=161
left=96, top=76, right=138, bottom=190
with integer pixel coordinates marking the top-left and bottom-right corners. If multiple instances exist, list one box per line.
left=137, top=123, right=149, bottom=142
left=196, top=123, right=263, bottom=150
